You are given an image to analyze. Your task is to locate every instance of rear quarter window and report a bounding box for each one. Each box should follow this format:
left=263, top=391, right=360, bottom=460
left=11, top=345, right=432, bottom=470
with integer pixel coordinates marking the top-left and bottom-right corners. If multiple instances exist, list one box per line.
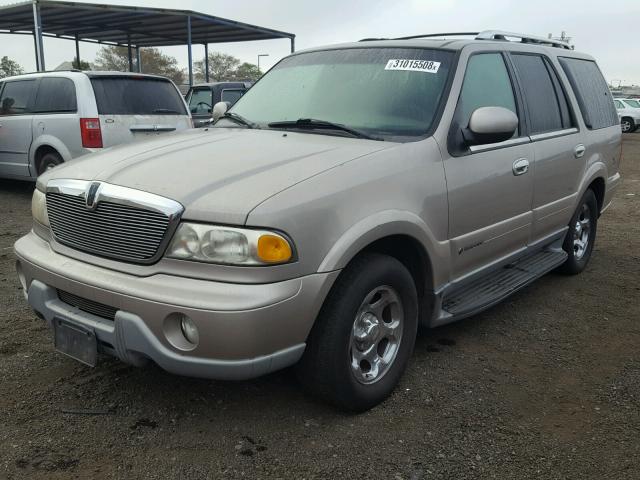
left=558, top=57, right=618, bottom=129
left=90, top=77, right=187, bottom=115
left=33, top=77, right=77, bottom=113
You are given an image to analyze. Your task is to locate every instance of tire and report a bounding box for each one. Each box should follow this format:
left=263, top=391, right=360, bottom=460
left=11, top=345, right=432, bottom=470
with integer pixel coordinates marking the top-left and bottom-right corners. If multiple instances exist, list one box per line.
left=37, top=151, right=63, bottom=176
left=557, top=189, right=598, bottom=275
left=296, top=253, right=418, bottom=412
left=621, top=117, right=636, bottom=133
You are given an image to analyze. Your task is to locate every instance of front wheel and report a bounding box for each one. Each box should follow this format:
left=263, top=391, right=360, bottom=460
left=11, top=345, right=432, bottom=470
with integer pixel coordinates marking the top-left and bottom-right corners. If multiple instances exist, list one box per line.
left=297, top=253, right=418, bottom=411
left=557, top=189, right=598, bottom=275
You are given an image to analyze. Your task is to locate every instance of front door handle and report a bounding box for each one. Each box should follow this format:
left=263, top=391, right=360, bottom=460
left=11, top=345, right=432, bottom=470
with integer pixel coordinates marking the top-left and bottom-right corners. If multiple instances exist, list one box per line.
left=574, top=144, right=586, bottom=158
left=512, top=158, right=529, bottom=176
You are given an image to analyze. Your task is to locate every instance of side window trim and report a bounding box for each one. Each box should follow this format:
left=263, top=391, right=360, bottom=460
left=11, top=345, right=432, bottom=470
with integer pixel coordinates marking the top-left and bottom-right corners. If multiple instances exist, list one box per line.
left=448, top=50, right=529, bottom=157
left=542, top=56, right=577, bottom=131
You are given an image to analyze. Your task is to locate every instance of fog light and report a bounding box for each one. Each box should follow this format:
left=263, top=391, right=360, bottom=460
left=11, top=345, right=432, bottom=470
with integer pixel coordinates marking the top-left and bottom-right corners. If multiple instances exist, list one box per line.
left=180, top=315, right=199, bottom=345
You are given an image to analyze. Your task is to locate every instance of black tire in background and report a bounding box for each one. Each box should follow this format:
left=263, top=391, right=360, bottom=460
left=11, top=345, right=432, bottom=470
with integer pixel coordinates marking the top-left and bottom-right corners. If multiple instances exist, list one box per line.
left=297, top=253, right=418, bottom=412
left=557, top=189, right=598, bottom=275
left=37, top=151, right=63, bottom=176
left=621, top=117, right=636, bottom=133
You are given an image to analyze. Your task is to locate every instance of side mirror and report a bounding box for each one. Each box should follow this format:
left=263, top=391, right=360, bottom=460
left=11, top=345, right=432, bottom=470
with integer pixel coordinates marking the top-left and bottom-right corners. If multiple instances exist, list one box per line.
left=211, top=101, right=228, bottom=122
left=464, top=106, right=518, bottom=146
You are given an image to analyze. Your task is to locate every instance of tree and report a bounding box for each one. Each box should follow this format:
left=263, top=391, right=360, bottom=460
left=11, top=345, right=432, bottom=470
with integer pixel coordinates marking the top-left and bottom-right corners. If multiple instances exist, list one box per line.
left=72, top=57, right=92, bottom=70
left=194, top=52, right=262, bottom=83
left=0, top=56, right=24, bottom=79
left=194, top=52, right=239, bottom=83
left=94, top=46, right=184, bottom=84
left=234, top=62, right=262, bottom=82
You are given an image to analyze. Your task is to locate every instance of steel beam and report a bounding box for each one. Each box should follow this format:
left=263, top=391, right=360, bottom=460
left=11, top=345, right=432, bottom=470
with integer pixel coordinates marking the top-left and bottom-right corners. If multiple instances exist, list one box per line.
left=136, top=47, right=142, bottom=73
left=204, top=43, right=209, bottom=83
left=127, top=36, right=133, bottom=72
left=187, top=16, right=193, bottom=87
left=32, top=1, right=45, bottom=71
left=75, top=33, right=80, bottom=68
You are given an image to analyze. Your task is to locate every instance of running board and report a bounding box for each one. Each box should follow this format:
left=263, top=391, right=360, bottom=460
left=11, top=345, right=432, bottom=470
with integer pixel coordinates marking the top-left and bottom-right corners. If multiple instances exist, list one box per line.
left=440, top=249, right=568, bottom=318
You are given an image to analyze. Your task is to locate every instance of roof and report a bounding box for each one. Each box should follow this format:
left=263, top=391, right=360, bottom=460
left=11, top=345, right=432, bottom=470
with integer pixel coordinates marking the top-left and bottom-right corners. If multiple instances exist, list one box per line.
left=0, top=70, right=173, bottom=81
left=0, top=0, right=294, bottom=47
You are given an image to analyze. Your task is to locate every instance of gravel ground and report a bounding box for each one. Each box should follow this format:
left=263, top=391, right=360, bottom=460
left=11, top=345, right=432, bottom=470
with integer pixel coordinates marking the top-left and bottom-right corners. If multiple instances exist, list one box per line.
left=0, top=135, right=639, bottom=480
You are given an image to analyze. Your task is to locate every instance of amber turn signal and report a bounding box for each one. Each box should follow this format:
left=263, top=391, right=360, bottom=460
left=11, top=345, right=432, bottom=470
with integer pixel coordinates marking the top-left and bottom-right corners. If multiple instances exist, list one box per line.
left=257, top=234, right=292, bottom=263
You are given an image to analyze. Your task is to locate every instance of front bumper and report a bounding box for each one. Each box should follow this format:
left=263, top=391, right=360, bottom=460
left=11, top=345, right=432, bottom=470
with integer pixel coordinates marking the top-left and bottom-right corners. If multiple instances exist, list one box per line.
left=14, top=231, right=338, bottom=380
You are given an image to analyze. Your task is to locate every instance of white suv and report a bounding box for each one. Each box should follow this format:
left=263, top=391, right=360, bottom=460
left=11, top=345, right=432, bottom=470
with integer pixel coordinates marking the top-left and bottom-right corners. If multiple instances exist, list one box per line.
left=0, top=71, right=192, bottom=180
left=614, top=98, right=640, bottom=133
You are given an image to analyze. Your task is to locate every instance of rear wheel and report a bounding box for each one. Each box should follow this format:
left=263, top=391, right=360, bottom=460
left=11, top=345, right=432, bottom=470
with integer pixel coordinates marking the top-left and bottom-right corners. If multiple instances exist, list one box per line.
left=37, top=151, right=63, bottom=175
left=557, top=189, right=598, bottom=275
left=297, top=253, right=418, bottom=412
left=621, top=117, right=636, bottom=133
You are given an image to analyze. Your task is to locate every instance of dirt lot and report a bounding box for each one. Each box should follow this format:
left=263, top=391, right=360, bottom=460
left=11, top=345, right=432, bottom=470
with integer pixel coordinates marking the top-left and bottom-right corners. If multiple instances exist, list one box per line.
left=0, top=135, right=639, bottom=480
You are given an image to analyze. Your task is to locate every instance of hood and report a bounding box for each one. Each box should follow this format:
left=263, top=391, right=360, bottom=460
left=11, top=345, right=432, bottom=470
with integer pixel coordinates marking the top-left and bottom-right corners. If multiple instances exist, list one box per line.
left=40, top=127, right=391, bottom=224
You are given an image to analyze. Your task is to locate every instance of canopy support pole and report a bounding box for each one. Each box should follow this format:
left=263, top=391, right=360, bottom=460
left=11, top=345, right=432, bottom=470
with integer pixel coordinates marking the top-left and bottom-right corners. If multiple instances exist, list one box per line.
left=127, top=36, right=133, bottom=72
left=204, top=43, right=209, bottom=83
left=74, top=33, right=80, bottom=69
left=32, top=1, right=45, bottom=71
left=187, top=16, right=193, bottom=87
left=136, top=47, right=141, bottom=73
left=290, top=36, right=295, bottom=53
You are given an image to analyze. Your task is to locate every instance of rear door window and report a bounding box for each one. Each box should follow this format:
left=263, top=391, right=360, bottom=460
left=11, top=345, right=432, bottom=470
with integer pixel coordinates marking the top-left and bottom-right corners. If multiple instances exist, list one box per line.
left=614, top=100, right=624, bottom=109
left=0, top=80, right=36, bottom=115
left=558, top=58, right=618, bottom=129
left=220, top=89, right=246, bottom=105
left=90, top=77, right=187, bottom=115
left=511, top=54, right=573, bottom=134
left=33, top=77, right=77, bottom=113
left=188, top=88, right=213, bottom=114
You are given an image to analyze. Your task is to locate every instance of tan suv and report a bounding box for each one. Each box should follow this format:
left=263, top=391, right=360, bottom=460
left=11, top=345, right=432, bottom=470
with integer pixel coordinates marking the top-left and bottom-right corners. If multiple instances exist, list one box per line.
left=14, top=31, right=622, bottom=411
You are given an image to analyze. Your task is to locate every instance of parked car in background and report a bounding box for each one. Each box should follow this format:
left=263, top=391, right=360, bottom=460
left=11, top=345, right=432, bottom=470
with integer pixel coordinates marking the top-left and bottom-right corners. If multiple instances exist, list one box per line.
left=15, top=31, right=621, bottom=411
left=186, top=81, right=252, bottom=127
left=0, top=71, right=191, bottom=180
left=614, top=98, right=640, bottom=133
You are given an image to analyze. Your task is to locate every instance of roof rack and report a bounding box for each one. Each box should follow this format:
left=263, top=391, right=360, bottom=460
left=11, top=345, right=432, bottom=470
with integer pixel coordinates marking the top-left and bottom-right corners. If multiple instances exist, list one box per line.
left=361, top=30, right=573, bottom=50
left=475, top=30, right=573, bottom=50
left=393, top=32, right=480, bottom=40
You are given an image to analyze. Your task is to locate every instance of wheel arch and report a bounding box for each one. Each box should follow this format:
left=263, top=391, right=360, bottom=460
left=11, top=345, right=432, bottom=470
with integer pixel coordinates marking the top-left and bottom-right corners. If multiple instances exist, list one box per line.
left=317, top=211, right=448, bottom=324
left=29, top=136, right=72, bottom=175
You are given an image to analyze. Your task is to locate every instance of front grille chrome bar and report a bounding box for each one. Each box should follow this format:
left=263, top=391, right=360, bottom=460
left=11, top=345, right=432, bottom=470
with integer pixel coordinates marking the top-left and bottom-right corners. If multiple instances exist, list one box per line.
left=45, top=179, right=184, bottom=264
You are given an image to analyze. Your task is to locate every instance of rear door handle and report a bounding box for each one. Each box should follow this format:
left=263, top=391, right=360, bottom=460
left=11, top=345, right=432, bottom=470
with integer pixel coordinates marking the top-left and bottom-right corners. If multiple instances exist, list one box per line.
left=512, top=158, right=529, bottom=176
left=574, top=144, right=586, bottom=158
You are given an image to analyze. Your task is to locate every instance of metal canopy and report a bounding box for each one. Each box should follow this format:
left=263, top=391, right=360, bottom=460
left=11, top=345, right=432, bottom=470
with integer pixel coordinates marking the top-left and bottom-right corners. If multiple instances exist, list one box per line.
left=0, top=0, right=296, bottom=85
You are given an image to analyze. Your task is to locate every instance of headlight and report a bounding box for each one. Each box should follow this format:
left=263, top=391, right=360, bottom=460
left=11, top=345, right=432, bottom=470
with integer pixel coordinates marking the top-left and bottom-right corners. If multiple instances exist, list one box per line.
left=166, top=223, right=294, bottom=265
left=31, top=189, right=49, bottom=227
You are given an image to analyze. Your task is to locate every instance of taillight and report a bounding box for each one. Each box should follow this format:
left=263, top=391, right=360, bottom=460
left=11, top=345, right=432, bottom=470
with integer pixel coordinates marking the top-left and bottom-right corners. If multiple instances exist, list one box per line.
left=80, top=118, right=103, bottom=148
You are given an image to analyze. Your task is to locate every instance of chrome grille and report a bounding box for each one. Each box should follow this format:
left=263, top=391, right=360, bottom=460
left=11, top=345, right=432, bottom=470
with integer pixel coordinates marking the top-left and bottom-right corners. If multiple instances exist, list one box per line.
left=57, top=289, right=118, bottom=321
left=46, top=191, right=172, bottom=263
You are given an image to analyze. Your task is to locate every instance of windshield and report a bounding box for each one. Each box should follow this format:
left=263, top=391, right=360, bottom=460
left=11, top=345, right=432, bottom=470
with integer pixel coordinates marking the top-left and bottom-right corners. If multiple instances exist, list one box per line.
left=624, top=99, right=640, bottom=108
left=226, top=47, right=454, bottom=141
left=188, top=88, right=213, bottom=115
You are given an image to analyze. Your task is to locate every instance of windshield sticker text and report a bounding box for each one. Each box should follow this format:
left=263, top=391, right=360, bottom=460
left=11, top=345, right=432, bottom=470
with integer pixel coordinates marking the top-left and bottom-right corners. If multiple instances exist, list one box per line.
left=384, top=59, right=441, bottom=73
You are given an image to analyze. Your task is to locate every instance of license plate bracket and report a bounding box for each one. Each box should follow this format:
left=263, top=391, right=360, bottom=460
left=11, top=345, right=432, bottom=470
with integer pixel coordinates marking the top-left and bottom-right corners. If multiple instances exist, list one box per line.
left=54, top=318, right=98, bottom=367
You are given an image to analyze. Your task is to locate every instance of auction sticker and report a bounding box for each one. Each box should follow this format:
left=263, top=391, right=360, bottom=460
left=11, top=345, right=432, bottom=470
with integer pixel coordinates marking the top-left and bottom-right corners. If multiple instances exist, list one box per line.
left=385, top=59, right=440, bottom=73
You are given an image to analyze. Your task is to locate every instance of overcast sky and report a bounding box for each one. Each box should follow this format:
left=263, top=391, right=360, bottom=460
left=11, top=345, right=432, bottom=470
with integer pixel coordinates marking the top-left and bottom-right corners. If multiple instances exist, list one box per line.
left=1, top=0, right=638, bottom=85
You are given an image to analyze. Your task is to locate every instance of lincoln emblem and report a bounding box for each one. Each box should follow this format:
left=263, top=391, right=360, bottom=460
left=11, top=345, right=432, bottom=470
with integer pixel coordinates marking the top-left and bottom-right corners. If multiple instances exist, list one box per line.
left=85, top=182, right=101, bottom=210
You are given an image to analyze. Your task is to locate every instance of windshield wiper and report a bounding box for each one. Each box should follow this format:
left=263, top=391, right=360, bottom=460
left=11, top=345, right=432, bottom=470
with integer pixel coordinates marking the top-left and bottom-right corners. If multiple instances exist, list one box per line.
left=268, top=118, right=381, bottom=140
left=221, top=112, right=255, bottom=129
